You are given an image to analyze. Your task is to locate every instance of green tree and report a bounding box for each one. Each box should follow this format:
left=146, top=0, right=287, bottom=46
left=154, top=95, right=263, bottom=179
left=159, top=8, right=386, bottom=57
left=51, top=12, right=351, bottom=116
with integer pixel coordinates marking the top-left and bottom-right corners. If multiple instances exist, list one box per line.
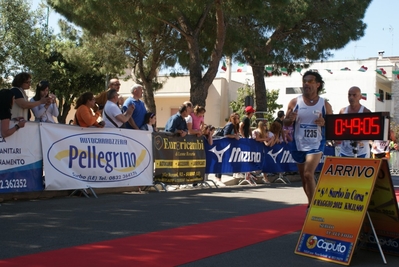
left=27, top=19, right=127, bottom=123
left=229, top=83, right=282, bottom=124
left=37, top=22, right=127, bottom=123
left=225, top=0, right=371, bottom=116
left=46, top=0, right=183, bottom=113
left=47, top=0, right=228, bottom=108
left=0, top=0, right=48, bottom=84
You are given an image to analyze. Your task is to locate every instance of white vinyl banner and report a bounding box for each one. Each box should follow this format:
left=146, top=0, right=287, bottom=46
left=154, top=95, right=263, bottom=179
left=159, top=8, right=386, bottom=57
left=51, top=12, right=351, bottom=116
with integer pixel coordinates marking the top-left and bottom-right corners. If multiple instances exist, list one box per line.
left=0, top=122, right=43, bottom=193
left=40, top=123, right=153, bottom=190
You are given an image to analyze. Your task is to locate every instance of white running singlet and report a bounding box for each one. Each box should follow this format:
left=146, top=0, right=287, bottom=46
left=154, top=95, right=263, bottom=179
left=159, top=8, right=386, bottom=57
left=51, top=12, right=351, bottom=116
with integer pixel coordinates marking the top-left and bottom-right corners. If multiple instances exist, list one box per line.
left=339, top=106, right=370, bottom=157
left=293, top=95, right=326, bottom=151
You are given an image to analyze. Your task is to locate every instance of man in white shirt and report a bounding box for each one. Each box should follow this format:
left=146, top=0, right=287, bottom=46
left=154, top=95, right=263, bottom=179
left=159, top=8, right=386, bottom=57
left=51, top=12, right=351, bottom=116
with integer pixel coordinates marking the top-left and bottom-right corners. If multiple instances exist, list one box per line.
left=103, top=89, right=134, bottom=128
left=337, top=86, right=371, bottom=158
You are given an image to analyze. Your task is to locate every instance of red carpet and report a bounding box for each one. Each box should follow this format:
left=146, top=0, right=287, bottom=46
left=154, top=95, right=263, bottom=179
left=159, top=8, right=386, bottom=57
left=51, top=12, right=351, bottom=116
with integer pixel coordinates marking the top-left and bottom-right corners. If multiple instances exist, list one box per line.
left=0, top=205, right=306, bottom=267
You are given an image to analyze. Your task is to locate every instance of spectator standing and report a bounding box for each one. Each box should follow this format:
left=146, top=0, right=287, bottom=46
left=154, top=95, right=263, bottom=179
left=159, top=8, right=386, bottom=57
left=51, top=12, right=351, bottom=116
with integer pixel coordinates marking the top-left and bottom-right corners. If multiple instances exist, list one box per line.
left=274, top=110, right=286, bottom=143
left=252, top=120, right=273, bottom=183
left=0, top=89, right=26, bottom=138
left=10, top=72, right=50, bottom=120
left=371, top=140, right=390, bottom=159
left=95, top=78, right=121, bottom=112
left=74, top=92, right=104, bottom=128
left=184, top=101, right=199, bottom=136
left=240, top=106, right=255, bottom=182
left=140, top=112, right=157, bottom=132
left=123, top=84, right=146, bottom=129
left=30, top=80, right=59, bottom=123
left=284, top=70, right=333, bottom=208
left=190, top=105, right=206, bottom=136
left=337, top=86, right=371, bottom=158
left=214, top=112, right=240, bottom=186
left=165, top=104, right=189, bottom=137
left=239, top=106, right=255, bottom=138
left=103, top=89, right=134, bottom=128
left=274, top=110, right=285, bottom=126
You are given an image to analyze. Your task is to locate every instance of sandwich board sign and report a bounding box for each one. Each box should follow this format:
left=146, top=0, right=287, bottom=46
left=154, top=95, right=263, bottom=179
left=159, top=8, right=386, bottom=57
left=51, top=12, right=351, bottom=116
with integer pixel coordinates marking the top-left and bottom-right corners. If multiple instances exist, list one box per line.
left=295, top=157, right=399, bottom=265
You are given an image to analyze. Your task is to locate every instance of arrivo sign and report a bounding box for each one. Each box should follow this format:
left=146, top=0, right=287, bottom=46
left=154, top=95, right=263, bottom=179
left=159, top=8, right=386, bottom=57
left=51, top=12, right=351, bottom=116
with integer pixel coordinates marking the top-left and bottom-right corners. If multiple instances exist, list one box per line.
left=325, top=112, right=390, bottom=140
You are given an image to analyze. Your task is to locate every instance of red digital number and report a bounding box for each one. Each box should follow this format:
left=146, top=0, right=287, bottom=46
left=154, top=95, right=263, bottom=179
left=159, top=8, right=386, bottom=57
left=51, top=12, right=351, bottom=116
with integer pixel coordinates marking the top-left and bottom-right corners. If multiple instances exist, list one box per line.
left=371, top=116, right=380, bottom=134
left=335, top=119, right=343, bottom=135
left=363, top=117, right=371, bottom=134
left=351, top=118, right=361, bottom=135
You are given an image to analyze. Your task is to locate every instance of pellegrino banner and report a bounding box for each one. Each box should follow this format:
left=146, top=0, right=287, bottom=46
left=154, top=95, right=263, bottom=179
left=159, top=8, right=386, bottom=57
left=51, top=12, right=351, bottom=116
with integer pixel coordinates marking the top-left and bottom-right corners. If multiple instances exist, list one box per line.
left=40, top=123, right=153, bottom=190
left=0, top=122, right=43, bottom=193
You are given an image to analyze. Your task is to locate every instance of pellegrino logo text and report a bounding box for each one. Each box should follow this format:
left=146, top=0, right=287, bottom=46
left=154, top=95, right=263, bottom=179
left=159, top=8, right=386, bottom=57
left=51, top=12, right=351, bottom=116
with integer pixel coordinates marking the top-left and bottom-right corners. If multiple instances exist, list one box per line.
left=67, top=145, right=144, bottom=173
left=48, top=133, right=151, bottom=181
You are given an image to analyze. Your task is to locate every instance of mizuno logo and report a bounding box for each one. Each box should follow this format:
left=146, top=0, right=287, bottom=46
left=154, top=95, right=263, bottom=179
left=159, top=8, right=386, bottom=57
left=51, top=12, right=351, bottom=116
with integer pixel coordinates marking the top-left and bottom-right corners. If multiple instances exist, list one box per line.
left=267, top=147, right=284, bottom=164
left=209, top=145, right=231, bottom=163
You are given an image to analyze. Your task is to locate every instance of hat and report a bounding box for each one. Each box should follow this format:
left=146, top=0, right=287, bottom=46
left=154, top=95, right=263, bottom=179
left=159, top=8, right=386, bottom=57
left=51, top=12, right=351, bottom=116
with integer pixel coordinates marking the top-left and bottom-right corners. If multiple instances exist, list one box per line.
left=245, top=106, right=255, bottom=113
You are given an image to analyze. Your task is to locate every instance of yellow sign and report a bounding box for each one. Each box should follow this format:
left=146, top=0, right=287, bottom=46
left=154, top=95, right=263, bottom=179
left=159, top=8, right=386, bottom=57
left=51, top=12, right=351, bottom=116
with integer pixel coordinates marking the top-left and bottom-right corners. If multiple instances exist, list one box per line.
left=295, top=157, right=381, bottom=265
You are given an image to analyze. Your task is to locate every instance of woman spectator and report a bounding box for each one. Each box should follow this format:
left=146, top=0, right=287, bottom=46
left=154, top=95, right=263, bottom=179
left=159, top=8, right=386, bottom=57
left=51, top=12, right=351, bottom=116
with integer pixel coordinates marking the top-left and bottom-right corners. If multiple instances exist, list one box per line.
left=74, top=92, right=104, bottom=128
left=188, top=105, right=206, bottom=136
left=30, top=81, right=59, bottom=123
left=252, top=120, right=273, bottom=146
left=223, top=112, right=240, bottom=139
left=202, top=124, right=215, bottom=145
left=0, top=89, right=26, bottom=138
left=249, top=120, right=273, bottom=183
left=10, top=72, right=50, bottom=120
left=140, top=112, right=157, bottom=132
left=269, top=121, right=284, bottom=147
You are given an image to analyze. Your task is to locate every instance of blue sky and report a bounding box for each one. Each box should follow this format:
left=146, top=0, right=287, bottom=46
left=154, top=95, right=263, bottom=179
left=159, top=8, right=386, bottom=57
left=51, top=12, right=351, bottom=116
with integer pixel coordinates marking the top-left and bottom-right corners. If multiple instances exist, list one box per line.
left=331, top=0, right=399, bottom=60
left=32, top=0, right=398, bottom=60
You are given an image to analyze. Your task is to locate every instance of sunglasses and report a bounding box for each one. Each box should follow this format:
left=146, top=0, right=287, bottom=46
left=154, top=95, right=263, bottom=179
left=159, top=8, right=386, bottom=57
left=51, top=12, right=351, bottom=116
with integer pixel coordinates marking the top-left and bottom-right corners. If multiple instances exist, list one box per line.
left=150, top=113, right=156, bottom=118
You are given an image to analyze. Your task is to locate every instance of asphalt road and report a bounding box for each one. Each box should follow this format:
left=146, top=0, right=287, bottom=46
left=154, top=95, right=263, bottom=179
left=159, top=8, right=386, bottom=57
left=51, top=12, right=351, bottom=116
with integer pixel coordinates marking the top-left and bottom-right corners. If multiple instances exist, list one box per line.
left=0, top=176, right=398, bottom=266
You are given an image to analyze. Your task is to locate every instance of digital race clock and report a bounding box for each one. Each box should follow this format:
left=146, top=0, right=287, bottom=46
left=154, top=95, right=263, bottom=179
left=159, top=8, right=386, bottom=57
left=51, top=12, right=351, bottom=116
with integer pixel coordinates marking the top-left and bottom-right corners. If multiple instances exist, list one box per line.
left=325, top=112, right=390, bottom=140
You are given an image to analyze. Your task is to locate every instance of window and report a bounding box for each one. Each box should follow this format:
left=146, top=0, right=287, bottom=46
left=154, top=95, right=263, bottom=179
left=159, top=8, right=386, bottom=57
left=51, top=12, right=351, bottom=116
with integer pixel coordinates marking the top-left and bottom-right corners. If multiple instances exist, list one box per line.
left=286, top=87, right=302, bottom=94
left=386, top=92, right=392, bottom=100
left=378, top=89, right=384, bottom=102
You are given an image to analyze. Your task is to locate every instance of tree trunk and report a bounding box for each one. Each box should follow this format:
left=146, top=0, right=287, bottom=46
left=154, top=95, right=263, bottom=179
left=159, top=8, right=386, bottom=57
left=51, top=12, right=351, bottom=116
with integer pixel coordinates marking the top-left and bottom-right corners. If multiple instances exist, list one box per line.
left=252, top=64, right=267, bottom=119
left=58, top=100, right=71, bottom=124
left=187, top=0, right=226, bottom=108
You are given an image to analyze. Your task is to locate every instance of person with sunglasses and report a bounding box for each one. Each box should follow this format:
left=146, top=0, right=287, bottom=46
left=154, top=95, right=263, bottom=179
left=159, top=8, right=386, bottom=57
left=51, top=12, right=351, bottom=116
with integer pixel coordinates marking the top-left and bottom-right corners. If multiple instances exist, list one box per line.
left=94, top=78, right=121, bottom=113
left=10, top=72, right=51, bottom=121
left=284, top=70, right=333, bottom=209
left=30, top=81, right=59, bottom=123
